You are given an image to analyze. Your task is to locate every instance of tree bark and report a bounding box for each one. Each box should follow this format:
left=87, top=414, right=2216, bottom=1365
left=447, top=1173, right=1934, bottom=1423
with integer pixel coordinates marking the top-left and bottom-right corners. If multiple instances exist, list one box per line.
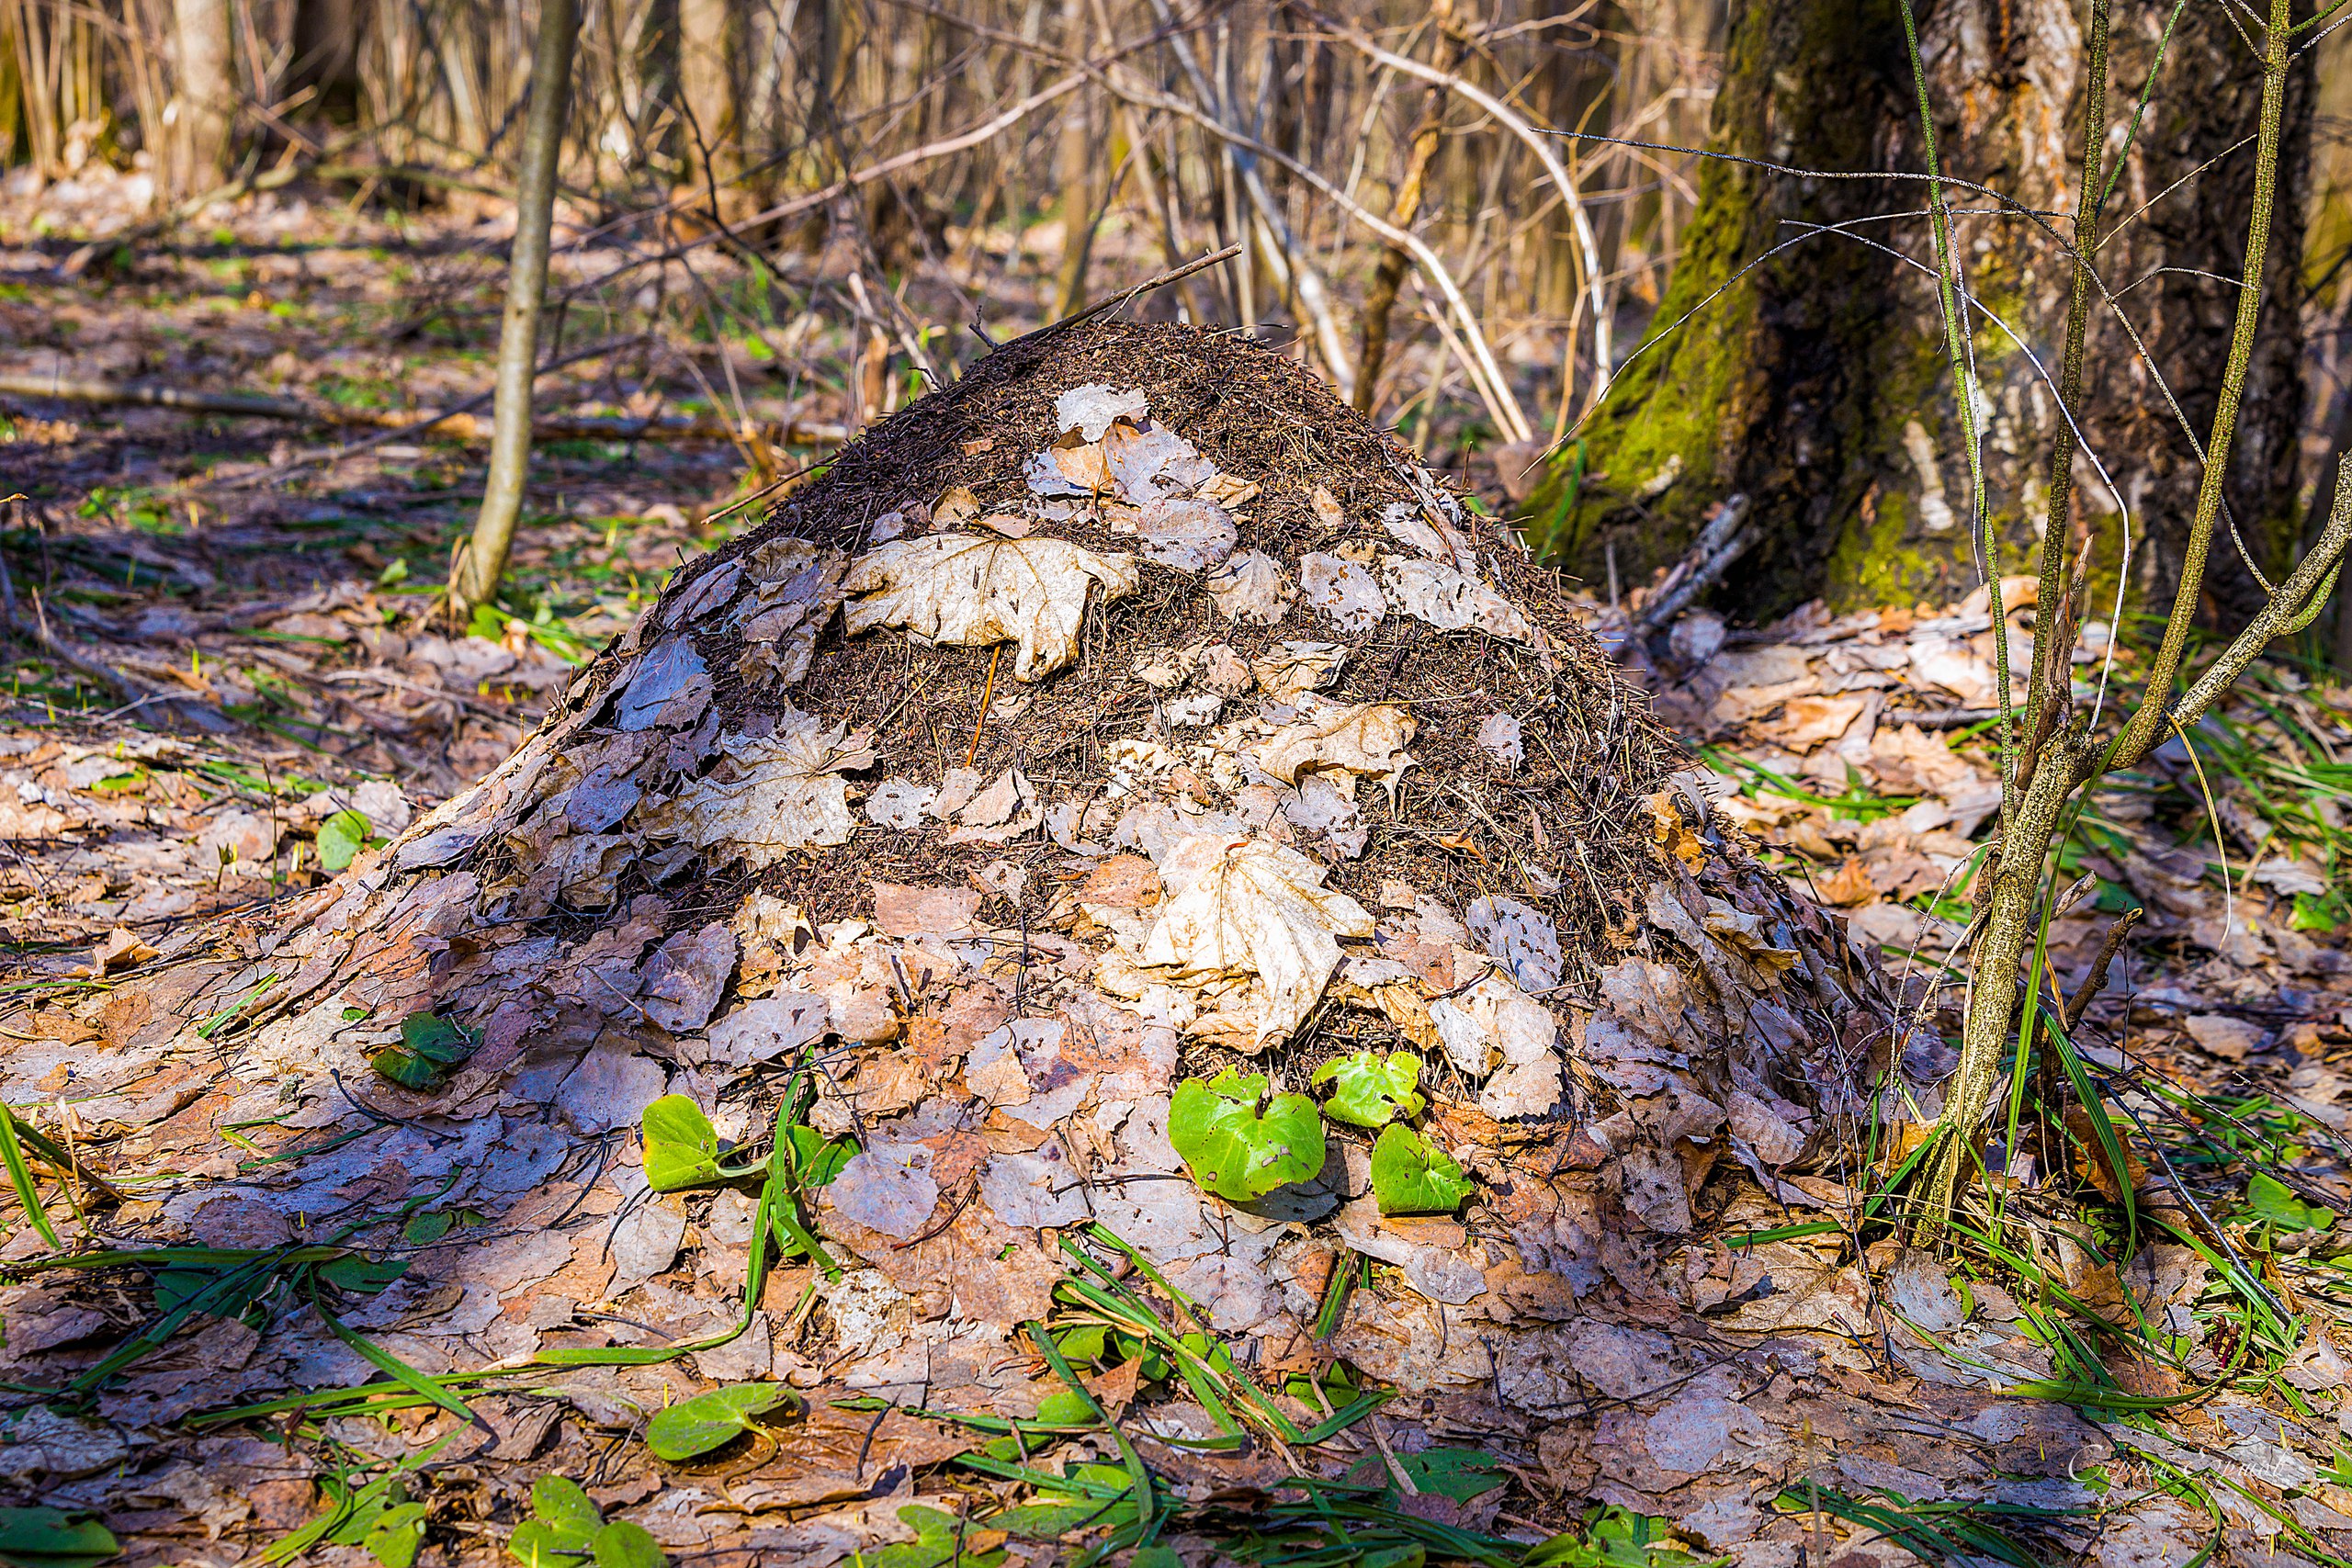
left=172, top=0, right=235, bottom=191
left=1530, top=0, right=2315, bottom=626
left=678, top=0, right=739, bottom=198
left=451, top=0, right=579, bottom=615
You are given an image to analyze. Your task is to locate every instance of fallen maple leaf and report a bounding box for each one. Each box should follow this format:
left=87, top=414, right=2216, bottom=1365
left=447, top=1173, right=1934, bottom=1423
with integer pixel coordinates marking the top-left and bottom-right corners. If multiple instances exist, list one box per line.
left=842, top=532, right=1138, bottom=682
left=643, top=715, right=876, bottom=867
left=1380, top=558, right=1538, bottom=644
left=1248, top=700, right=1417, bottom=794
left=1139, top=834, right=1375, bottom=1048
left=1205, top=550, right=1295, bottom=624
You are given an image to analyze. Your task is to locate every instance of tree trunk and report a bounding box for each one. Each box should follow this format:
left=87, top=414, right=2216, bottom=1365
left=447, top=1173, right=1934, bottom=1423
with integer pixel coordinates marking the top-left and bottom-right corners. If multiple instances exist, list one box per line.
left=1529, top=0, right=2315, bottom=626
left=172, top=0, right=234, bottom=191
left=451, top=0, right=579, bottom=615
left=678, top=0, right=738, bottom=199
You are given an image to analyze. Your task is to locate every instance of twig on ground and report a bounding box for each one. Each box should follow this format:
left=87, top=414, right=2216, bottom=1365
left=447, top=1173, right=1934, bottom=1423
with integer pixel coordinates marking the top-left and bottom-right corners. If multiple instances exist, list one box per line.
left=1633, top=493, right=1753, bottom=635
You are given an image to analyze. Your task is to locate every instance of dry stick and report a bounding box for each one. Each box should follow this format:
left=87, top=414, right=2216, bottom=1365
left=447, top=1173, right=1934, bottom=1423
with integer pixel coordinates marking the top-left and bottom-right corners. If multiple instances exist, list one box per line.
left=1632, top=493, right=1753, bottom=636
left=2017, top=0, right=2112, bottom=807
left=546, top=69, right=1097, bottom=316
left=2109, top=0, right=2297, bottom=773
left=2063, top=908, right=2143, bottom=1033
left=0, top=370, right=841, bottom=447
left=1137, top=0, right=1359, bottom=403
left=1353, top=31, right=1465, bottom=416
left=1308, top=11, right=1614, bottom=412
left=1091, top=63, right=1531, bottom=444
left=450, top=0, right=579, bottom=616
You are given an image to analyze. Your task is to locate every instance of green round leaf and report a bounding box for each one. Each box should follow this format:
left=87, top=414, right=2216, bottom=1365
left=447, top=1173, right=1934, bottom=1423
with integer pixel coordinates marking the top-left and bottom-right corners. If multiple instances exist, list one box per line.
left=528, top=1477, right=603, bottom=1550
left=317, top=808, right=372, bottom=872
left=1168, top=1069, right=1326, bottom=1201
left=2246, top=1172, right=2334, bottom=1233
left=369, top=1045, right=446, bottom=1091
left=1309, top=1051, right=1425, bottom=1128
left=507, top=1521, right=587, bottom=1568
left=640, top=1096, right=725, bottom=1191
left=644, top=1383, right=799, bottom=1462
left=0, top=1506, right=120, bottom=1568
left=1369, top=1124, right=1474, bottom=1214
left=360, top=1502, right=428, bottom=1568
left=589, top=1521, right=666, bottom=1568
left=401, top=1012, right=479, bottom=1065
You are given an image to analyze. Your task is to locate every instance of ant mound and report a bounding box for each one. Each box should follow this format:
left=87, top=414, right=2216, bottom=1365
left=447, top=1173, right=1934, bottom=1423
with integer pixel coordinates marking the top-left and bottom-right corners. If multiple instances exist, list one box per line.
left=28, top=321, right=1901, bottom=1545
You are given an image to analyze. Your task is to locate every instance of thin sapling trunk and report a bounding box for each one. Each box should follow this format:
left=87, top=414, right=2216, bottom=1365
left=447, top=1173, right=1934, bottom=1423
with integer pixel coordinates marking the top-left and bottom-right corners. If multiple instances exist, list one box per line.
left=451, top=0, right=581, bottom=617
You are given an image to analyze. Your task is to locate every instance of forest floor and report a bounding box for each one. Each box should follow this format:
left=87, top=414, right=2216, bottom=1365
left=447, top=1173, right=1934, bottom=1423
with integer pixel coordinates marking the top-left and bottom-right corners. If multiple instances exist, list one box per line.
left=5, top=185, right=2352, bottom=1568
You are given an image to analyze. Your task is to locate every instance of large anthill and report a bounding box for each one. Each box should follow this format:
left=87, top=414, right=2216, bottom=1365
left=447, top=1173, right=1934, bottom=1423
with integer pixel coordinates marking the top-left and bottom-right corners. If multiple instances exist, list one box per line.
left=25, top=321, right=1899, bottom=1550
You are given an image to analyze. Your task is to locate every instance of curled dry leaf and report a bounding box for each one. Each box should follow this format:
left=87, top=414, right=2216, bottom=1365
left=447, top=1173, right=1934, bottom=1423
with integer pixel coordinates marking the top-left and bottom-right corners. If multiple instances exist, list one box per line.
left=1139, top=834, right=1376, bottom=1048
left=1310, top=484, right=1345, bottom=531
left=1117, top=497, right=1238, bottom=572
left=642, top=715, right=876, bottom=867
left=1299, top=553, right=1386, bottom=633
left=1055, top=382, right=1150, bottom=442
left=1379, top=501, right=1454, bottom=563
left=1381, top=558, right=1538, bottom=645
left=729, top=538, right=851, bottom=686
left=1251, top=640, right=1347, bottom=702
left=1248, top=701, right=1416, bottom=793
left=1430, top=971, right=1557, bottom=1075
left=1204, top=550, right=1295, bottom=624
left=1103, top=419, right=1218, bottom=502
left=1023, top=437, right=1109, bottom=500
left=945, top=766, right=1041, bottom=846
left=933, top=485, right=980, bottom=527
left=842, top=532, right=1139, bottom=682
left=614, top=637, right=713, bottom=731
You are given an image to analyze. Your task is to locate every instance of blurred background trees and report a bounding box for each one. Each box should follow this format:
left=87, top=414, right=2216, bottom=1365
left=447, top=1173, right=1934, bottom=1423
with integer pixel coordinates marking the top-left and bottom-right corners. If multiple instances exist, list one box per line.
left=0, top=0, right=2346, bottom=646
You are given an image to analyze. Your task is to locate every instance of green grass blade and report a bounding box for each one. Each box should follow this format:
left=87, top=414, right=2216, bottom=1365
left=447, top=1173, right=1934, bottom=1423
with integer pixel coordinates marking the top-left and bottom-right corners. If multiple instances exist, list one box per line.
left=0, top=1102, right=61, bottom=1249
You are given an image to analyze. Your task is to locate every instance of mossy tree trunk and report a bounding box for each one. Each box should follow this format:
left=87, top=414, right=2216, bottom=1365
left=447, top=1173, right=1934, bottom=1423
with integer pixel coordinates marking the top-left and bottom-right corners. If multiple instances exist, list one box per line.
left=1529, top=0, right=2315, bottom=626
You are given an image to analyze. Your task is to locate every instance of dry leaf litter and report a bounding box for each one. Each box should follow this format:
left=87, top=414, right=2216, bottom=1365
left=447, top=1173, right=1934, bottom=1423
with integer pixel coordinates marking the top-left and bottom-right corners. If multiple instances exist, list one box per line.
left=6, top=322, right=2352, bottom=1567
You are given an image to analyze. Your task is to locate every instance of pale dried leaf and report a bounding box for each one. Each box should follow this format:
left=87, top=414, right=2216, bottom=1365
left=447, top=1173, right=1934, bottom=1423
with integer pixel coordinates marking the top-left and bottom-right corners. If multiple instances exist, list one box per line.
left=1116, top=497, right=1238, bottom=572
left=643, top=716, right=876, bottom=868
left=640, top=923, right=736, bottom=1032
left=843, top=533, right=1140, bottom=682
left=1251, top=640, right=1347, bottom=701
left=615, top=637, right=713, bottom=730
left=1378, top=500, right=1452, bottom=561
left=872, top=883, right=983, bottom=939
left=946, top=766, right=1041, bottom=845
left=1204, top=550, right=1295, bottom=624
left=1466, top=895, right=1562, bottom=991
left=1381, top=558, right=1538, bottom=644
left=1103, top=419, right=1217, bottom=502
left=1299, top=553, right=1386, bottom=633
left=865, top=777, right=934, bottom=829
left=1283, top=774, right=1367, bottom=858
left=1249, top=701, right=1416, bottom=793
left=1476, top=713, right=1523, bottom=770
left=1430, top=971, right=1557, bottom=1074
left=729, top=538, right=852, bottom=687
left=827, top=1145, right=940, bottom=1240
left=1023, top=438, right=1108, bottom=499
left=1139, top=834, right=1376, bottom=1047
left=1055, top=383, right=1149, bottom=441
left=699, top=993, right=831, bottom=1066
